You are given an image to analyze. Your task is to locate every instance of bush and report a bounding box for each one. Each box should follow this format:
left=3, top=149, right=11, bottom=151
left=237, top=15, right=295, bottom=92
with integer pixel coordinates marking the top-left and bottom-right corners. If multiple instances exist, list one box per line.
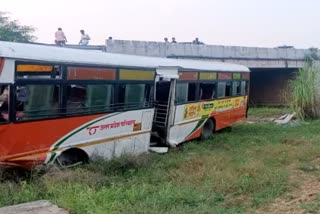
left=289, top=64, right=320, bottom=119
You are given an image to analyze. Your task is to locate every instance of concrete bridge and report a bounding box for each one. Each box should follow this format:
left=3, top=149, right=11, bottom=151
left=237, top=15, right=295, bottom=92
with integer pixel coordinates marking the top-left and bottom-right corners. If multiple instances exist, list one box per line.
left=105, top=39, right=316, bottom=105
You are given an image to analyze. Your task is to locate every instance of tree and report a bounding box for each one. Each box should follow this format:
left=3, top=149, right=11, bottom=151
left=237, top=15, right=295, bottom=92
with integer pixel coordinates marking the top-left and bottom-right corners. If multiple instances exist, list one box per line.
left=0, top=12, right=36, bottom=43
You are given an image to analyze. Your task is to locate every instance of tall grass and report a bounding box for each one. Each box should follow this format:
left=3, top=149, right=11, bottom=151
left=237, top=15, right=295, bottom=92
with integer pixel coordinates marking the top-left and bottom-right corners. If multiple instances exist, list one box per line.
left=289, top=64, right=320, bottom=119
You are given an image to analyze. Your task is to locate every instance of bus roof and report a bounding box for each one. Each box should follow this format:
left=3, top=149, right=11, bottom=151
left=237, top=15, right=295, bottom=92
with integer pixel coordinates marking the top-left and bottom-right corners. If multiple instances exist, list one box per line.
left=0, top=41, right=249, bottom=72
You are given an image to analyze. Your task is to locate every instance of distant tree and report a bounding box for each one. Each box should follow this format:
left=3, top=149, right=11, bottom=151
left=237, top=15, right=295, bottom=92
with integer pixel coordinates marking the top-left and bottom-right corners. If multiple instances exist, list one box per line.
left=0, top=12, right=36, bottom=42
left=304, top=47, right=319, bottom=66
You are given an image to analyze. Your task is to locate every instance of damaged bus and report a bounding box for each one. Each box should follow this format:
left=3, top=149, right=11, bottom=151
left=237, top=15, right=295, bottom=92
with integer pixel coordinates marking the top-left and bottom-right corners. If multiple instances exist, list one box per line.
left=0, top=41, right=249, bottom=169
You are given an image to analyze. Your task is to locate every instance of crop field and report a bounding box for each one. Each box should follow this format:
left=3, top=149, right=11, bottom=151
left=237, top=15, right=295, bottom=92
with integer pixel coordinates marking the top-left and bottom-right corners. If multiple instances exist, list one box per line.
left=1, top=107, right=320, bottom=214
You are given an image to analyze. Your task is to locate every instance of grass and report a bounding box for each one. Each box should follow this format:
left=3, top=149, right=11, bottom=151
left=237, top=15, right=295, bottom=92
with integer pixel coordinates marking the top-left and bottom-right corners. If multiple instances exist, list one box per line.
left=248, top=106, right=290, bottom=118
left=1, top=107, right=320, bottom=213
left=301, top=194, right=320, bottom=213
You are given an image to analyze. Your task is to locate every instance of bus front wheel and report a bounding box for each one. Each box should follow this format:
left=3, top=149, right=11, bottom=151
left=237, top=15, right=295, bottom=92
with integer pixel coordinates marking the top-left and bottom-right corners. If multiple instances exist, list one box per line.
left=200, top=119, right=215, bottom=141
left=55, top=148, right=89, bottom=168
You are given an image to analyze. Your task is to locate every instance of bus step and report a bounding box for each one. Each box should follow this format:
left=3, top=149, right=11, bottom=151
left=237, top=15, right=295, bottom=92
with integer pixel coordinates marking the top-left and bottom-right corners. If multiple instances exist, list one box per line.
left=149, top=146, right=169, bottom=154
left=150, top=141, right=159, bottom=146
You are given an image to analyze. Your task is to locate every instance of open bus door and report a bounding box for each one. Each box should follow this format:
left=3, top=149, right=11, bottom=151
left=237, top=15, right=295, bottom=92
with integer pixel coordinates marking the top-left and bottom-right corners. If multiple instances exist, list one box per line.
left=152, top=67, right=179, bottom=146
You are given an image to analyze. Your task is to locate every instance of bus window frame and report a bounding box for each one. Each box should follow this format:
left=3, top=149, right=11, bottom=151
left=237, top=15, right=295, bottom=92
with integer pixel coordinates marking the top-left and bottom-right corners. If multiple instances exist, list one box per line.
left=232, top=81, right=241, bottom=96
left=116, top=81, right=154, bottom=111
left=14, top=82, right=63, bottom=122
left=175, top=75, right=251, bottom=105
left=0, top=84, right=11, bottom=124
left=14, top=62, right=156, bottom=122
left=175, top=80, right=200, bottom=105
left=199, top=80, right=218, bottom=101
left=217, top=80, right=232, bottom=99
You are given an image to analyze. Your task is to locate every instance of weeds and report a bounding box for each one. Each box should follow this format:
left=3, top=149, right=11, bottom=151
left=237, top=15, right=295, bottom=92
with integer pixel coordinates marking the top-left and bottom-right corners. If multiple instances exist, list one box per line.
left=289, top=64, right=320, bottom=119
left=248, top=106, right=290, bottom=119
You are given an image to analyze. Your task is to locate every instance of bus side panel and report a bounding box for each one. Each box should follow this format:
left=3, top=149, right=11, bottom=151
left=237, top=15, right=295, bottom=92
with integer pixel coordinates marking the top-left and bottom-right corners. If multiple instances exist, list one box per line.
left=167, top=96, right=248, bottom=145
left=167, top=104, right=203, bottom=145
left=0, top=115, right=101, bottom=162
left=212, top=107, right=247, bottom=131
left=0, top=109, right=154, bottom=168
left=46, top=109, right=154, bottom=164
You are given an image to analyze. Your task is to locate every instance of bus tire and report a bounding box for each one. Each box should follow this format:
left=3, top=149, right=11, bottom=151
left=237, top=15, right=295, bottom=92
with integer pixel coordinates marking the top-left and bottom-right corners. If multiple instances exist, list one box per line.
left=56, top=148, right=89, bottom=168
left=200, top=119, right=215, bottom=141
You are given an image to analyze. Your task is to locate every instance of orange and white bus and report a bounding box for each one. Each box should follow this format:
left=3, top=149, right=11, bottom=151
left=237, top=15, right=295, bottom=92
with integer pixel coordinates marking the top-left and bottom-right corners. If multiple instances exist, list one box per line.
left=0, top=41, right=249, bottom=169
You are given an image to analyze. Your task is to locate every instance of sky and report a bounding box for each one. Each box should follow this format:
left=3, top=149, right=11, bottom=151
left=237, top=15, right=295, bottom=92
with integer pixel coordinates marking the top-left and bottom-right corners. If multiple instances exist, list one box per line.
left=1, top=0, right=320, bottom=49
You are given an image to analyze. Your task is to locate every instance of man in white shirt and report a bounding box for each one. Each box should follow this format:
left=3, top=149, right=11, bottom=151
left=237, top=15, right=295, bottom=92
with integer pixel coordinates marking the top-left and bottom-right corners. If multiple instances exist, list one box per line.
left=79, top=30, right=90, bottom=46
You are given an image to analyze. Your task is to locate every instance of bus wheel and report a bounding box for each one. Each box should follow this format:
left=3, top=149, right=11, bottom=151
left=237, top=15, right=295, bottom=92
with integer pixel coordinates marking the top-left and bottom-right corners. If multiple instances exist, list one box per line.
left=56, top=148, right=89, bottom=168
left=200, top=119, right=215, bottom=141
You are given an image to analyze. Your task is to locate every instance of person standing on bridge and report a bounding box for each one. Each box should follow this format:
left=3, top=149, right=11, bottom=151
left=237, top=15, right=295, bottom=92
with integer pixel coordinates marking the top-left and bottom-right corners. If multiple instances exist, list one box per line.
left=79, top=30, right=91, bottom=46
left=54, top=28, right=67, bottom=46
left=193, top=38, right=204, bottom=45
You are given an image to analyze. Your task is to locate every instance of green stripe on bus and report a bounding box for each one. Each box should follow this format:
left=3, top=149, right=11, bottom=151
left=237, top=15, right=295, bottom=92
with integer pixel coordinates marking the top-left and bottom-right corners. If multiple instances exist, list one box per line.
left=48, top=153, right=56, bottom=163
left=187, top=119, right=206, bottom=138
left=52, top=112, right=121, bottom=151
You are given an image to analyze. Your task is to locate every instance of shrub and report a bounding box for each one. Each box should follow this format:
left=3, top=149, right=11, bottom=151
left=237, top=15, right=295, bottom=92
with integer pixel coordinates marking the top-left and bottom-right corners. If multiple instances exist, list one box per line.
left=289, top=64, right=320, bottom=119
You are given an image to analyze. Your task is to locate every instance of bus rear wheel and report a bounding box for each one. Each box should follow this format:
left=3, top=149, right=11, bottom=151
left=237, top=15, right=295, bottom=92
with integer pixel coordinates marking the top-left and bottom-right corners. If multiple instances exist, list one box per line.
left=200, top=119, right=215, bottom=141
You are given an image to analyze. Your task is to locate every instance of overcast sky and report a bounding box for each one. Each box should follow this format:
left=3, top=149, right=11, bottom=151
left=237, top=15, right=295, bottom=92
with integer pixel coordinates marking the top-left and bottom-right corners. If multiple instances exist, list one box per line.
left=1, top=0, right=319, bottom=48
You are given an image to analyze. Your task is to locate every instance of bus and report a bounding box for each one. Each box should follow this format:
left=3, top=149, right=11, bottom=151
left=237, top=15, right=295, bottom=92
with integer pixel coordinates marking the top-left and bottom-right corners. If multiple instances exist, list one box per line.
left=0, top=41, right=250, bottom=169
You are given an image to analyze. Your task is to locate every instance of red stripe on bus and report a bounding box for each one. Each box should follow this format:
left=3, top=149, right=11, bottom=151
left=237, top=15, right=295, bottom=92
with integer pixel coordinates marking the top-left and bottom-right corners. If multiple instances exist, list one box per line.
left=67, top=67, right=116, bottom=80
left=179, top=72, right=198, bottom=80
left=218, top=73, right=232, bottom=80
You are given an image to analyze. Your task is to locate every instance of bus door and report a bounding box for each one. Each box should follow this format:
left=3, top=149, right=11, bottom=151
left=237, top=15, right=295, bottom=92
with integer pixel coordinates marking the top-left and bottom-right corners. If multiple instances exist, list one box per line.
left=152, top=67, right=179, bottom=145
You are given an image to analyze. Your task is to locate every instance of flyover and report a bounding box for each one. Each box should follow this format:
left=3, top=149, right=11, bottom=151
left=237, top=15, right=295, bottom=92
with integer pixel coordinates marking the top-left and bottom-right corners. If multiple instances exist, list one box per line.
left=105, top=40, right=315, bottom=105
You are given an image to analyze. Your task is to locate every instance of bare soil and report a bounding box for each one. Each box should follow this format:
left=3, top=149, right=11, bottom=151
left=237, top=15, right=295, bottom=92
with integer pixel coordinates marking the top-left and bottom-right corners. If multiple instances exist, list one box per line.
left=256, top=167, right=320, bottom=214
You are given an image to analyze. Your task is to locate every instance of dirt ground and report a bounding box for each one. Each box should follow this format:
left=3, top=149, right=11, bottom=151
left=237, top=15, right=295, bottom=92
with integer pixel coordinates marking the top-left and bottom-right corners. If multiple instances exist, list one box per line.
left=251, top=111, right=320, bottom=214
left=256, top=165, right=320, bottom=214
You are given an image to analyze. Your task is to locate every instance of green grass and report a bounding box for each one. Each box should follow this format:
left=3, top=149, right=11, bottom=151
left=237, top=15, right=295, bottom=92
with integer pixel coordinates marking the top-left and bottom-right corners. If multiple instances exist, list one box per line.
left=248, top=106, right=290, bottom=118
left=301, top=194, right=320, bottom=213
left=1, top=108, right=320, bottom=213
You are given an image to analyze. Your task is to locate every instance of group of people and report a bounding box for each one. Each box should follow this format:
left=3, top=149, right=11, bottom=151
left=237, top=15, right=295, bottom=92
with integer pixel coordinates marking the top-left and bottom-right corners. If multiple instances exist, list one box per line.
left=163, top=37, right=204, bottom=45
left=54, top=28, right=91, bottom=46
left=164, top=37, right=177, bottom=43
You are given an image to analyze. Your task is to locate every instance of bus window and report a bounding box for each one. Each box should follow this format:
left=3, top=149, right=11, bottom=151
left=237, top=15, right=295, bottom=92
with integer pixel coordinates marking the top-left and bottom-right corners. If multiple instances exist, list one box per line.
left=188, top=83, right=197, bottom=102
left=226, top=82, right=232, bottom=97
left=145, top=84, right=154, bottom=107
left=18, top=85, right=60, bottom=120
left=175, top=83, right=188, bottom=103
left=118, top=84, right=147, bottom=109
left=217, top=81, right=232, bottom=98
left=217, top=82, right=226, bottom=98
left=241, top=81, right=247, bottom=95
left=68, top=84, right=114, bottom=114
left=232, top=81, right=241, bottom=96
left=86, top=84, right=113, bottom=113
left=0, top=85, right=9, bottom=122
left=175, top=83, right=197, bottom=103
left=200, top=83, right=216, bottom=100
left=67, top=85, right=87, bottom=114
